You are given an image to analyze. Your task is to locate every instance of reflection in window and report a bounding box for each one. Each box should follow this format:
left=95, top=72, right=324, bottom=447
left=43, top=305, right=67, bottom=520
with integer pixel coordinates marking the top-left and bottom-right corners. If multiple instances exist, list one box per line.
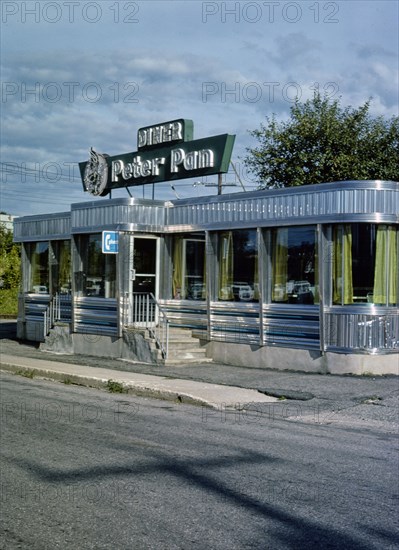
left=50, top=240, right=71, bottom=294
left=80, top=234, right=116, bottom=298
left=218, top=230, right=258, bottom=302
left=27, top=242, right=49, bottom=293
left=173, top=236, right=205, bottom=300
left=133, top=238, right=157, bottom=295
left=333, top=224, right=397, bottom=306
left=272, top=226, right=318, bottom=305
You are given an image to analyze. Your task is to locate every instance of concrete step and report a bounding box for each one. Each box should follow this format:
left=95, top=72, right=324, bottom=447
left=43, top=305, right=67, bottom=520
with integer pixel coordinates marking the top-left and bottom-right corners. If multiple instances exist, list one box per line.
left=146, top=326, right=211, bottom=365
left=167, top=348, right=207, bottom=358
left=163, top=357, right=213, bottom=366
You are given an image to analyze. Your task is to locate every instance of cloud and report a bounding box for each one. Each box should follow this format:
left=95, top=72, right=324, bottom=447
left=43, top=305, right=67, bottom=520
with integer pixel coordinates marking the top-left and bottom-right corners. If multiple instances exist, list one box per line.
left=352, top=43, right=397, bottom=60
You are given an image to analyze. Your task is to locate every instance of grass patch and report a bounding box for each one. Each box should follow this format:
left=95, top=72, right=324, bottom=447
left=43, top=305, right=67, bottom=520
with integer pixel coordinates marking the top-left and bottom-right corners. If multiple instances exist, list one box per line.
left=107, top=379, right=126, bottom=393
left=17, top=369, right=35, bottom=379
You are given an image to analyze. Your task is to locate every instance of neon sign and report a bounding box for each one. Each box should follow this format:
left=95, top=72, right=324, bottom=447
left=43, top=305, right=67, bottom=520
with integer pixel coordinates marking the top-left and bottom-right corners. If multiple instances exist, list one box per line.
left=79, top=119, right=235, bottom=196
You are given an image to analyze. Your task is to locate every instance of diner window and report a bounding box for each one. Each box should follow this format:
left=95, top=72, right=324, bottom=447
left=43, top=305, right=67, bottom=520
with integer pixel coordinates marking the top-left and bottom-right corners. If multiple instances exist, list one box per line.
left=27, top=242, right=49, bottom=293
left=217, top=230, right=258, bottom=302
left=333, top=224, right=398, bottom=306
left=271, top=226, right=318, bottom=305
left=172, top=235, right=205, bottom=300
left=80, top=234, right=116, bottom=298
left=50, top=240, right=71, bottom=294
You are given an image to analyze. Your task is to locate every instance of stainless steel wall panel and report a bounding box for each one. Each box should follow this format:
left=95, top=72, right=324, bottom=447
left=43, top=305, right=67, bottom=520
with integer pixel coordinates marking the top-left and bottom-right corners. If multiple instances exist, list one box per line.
left=262, top=304, right=320, bottom=350
left=166, top=181, right=398, bottom=231
left=325, top=309, right=399, bottom=352
left=14, top=212, right=71, bottom=241
left=20, top=294, right=51, bottom=342
left=74, top=297, right=118, bottom=336
left=71, top=198, right=167, bottom=234
left=210, top=302, right=260, bottom=344
left=14, top=181, right=398, bottom=241
left=158, top=300, right=208, bottom=330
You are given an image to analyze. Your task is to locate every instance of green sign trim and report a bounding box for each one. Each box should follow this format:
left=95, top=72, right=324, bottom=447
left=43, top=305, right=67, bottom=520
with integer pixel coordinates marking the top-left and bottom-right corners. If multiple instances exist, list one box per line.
left=79, top=133, right=235, bottom=195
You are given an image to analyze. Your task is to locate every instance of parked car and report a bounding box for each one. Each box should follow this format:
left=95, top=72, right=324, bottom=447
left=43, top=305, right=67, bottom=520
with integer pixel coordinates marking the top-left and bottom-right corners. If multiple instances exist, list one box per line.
left=32, top=285, right=48, bottom=294
left=189, top=282, right=205, bottom=300
left=231, top=282, right=254, bottom=301
left=288, top=281, right=314, bottom=304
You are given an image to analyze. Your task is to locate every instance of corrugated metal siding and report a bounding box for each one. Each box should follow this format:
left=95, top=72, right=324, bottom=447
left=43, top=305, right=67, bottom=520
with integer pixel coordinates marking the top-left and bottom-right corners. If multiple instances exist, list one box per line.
left=158, top=300, right=208, bottom=330
left=14, top=213, right=71, bottom=241
left=71, top=198, right=167, bottom=233
left=14, top=181, right=399, bottom=240
left=210, top=302, right=260, bottom=344
left=74, top=297, right=118, bottom=336
left=325, top=310, right=399, bottom=352
left=167, top=181, right=399, bottom=231
left=21, top=294, right=51, bottom=342
left=263, top=305, right=320, bottom=350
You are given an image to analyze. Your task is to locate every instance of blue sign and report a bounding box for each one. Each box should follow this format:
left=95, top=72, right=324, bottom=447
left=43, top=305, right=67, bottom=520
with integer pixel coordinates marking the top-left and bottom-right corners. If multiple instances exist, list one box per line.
left=102, top=231, right=119, bottom=254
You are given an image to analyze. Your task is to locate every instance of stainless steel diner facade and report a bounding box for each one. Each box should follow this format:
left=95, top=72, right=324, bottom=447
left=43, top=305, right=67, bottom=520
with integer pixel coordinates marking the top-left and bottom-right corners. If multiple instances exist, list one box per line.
left=14, top=180, right=399, bottom=374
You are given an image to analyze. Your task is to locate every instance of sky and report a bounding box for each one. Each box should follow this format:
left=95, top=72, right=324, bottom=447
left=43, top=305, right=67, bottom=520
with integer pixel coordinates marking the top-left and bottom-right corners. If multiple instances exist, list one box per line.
left=1, top=0, right=398, bottom=217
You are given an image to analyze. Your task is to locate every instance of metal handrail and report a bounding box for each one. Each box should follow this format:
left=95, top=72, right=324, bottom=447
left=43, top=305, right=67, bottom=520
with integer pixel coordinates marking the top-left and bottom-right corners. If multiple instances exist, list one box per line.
left=43, top=293, right=72, bottom=339
left=149, top=293, right=169, bottom=360
left=122, top=291, right=170, bottom=359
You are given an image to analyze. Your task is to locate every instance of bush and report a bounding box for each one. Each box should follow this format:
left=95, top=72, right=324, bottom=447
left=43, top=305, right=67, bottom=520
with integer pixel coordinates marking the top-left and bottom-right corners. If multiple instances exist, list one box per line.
left=0, top=288, right=19, bottom=316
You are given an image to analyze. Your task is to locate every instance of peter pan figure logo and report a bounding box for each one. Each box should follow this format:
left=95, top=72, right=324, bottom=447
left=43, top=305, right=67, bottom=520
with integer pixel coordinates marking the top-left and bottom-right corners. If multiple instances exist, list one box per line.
left=83, top=148, right=109, bottom=196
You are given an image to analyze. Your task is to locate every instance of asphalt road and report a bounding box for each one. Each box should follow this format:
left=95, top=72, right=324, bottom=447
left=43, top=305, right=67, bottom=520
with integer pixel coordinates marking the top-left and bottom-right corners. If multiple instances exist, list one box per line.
left=0, top=372, right=398, bottom=549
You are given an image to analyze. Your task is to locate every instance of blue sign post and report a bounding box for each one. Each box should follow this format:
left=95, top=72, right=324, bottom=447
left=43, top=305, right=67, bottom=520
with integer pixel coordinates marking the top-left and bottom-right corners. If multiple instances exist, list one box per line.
left=102, top=231, right=119, bottom=254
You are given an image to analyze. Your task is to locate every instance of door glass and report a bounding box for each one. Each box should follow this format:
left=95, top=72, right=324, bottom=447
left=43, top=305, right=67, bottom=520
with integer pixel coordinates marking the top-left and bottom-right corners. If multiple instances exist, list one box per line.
left=134, top=239, right=156, bottom=274
left=133, top=238, right=157, bottom=296
left=130, top=238, right=157, bottom=325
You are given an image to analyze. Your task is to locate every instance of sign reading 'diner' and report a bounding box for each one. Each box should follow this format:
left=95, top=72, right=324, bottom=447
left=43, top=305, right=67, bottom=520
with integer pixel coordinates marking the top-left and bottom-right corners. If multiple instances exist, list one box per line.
left=79, top=118, right=236, bottom=196
left=102, top=231, right=119, bottom=254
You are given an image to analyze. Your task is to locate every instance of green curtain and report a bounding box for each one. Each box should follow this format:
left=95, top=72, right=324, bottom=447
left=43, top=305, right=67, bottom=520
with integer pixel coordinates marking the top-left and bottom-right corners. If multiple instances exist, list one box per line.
left=333, top=225, right=353, bottom=305
left=59, top=241, right=71, bottom=292
left=218, top=232, right=233, bottom=300
left=313, top=246, right=319, bottom=304
left=30, top=243, right=40, bottom=288
left=202, top=243, right=207, bottom=300
left=254, top=251, right=259, bottom=300
left=272, top=228, right=288, bottom=302
left=30, top=242, right=49, bottom=289
left=172, top=236, right=183, bottom=299
left=373, top=225, right=398, bottom=305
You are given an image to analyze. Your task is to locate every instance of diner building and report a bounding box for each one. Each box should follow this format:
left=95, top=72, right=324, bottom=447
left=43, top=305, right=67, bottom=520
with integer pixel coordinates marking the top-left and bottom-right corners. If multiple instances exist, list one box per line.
left=14, top=179, right=399, bottom=375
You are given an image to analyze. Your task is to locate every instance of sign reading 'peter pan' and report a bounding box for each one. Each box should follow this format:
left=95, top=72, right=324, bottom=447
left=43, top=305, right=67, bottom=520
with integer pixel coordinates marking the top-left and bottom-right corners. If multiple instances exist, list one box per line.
left=79, top=119, right=235, bottom=196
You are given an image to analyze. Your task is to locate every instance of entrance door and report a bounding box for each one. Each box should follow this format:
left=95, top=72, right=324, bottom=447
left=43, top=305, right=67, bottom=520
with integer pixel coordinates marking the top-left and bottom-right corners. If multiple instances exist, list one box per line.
left=129, top=237, right=159, bottom=326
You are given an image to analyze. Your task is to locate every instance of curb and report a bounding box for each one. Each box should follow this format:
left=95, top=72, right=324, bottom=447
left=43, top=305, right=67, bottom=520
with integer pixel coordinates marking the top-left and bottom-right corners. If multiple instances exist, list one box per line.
left=0, top=363, right=231, bottom=409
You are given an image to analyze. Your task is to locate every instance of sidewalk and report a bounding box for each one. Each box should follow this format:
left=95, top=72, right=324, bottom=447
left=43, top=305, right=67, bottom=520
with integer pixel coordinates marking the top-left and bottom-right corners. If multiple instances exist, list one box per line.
left=1, top=320, right=398, bottom=428
left=0, top=353, right=279, bottom=409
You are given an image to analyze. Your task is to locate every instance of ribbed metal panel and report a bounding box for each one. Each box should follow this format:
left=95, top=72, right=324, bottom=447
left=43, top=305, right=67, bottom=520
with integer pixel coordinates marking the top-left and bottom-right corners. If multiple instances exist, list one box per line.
left=74, top=297, right=118, bottom=336
left=325, top=310, right=399, bottom=353
left=158, top=300, right=208, bottom=330
left=21, top=294, right=51, bottom=342
left=24, top=294, right=51, bottom=320
left=71, top=198, right=167, bottom=234
left=167, top=181, right=399, bottom=231
left=14, top=181, right=398, bottom=240
left=210, top=302, right=260, bottom=344
left=14, top=212, right=71, bottom=242
left=262, top=305, right=320, bottom=350
left=56, top=295, right=72, bottom=322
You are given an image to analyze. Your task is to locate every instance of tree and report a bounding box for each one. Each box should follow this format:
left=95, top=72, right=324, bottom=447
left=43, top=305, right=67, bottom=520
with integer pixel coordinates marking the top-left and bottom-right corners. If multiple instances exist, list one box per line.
left=0, top=224, right=20, bottom=289
left=244, top=93, right=399, bottom=188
